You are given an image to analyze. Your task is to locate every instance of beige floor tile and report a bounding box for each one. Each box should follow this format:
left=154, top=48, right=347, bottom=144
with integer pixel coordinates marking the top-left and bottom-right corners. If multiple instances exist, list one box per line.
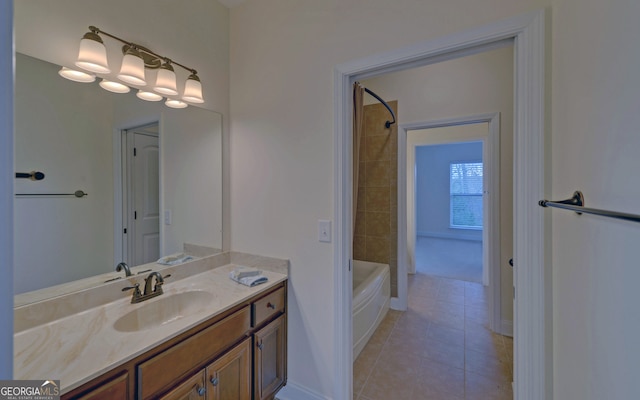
left=355, top=338, right=384, bottom=366
left=353, top=357, right=374, bottom=397
left=354, top=272, right=513, bottom=400
left=422, top=337, right=465, bottom=369
left=438, top=283, right=466, bottom=299
left=414, top=358, right=465, bottom=399
left=465, top=370, right=513, bottom=400
left=426, top=323, right=465, bottom=348
left=465, top=303, right=490, bottom=324
left=428, top=307, right=465, bottom=330
left=360, top=352, right=420, bottom=400
left=465, top=348, right=513, bottom=382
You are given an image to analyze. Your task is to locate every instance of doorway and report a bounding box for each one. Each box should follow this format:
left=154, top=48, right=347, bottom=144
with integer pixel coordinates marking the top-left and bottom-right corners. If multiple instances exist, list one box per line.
left=335, top=11, right=546, bottom=400
left=404, top=115, right=506, bottom=335
left=121, top=123, right=160, bottom=267
left=414, top=140, right=485, bottom=284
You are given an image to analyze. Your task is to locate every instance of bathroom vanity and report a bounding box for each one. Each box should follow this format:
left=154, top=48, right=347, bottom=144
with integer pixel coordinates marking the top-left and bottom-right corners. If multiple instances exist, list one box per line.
left=14, top=253, right=288, bottom=400
left=65, top=283, right=285, bottom=400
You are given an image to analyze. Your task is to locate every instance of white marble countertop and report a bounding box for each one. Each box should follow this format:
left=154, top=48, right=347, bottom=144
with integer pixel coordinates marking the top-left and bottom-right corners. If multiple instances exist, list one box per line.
left=14, top=261, right=287, bottom=394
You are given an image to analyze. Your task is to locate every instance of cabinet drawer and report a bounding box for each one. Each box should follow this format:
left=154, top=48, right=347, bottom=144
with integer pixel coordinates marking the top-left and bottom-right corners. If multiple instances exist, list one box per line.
left=138, top=306, right=250, bottom=399
left=76, top=372, right=129, bottom=400
left=252, top=287, right=284, bottom=327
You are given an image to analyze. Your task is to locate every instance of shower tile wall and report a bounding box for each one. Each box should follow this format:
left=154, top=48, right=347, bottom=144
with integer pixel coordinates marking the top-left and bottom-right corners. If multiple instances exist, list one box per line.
left=354, top=101, right=399, bottom=296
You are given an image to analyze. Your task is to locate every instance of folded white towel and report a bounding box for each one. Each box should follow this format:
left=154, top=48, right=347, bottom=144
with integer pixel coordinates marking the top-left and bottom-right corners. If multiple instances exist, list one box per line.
left=157, top=254, right=194, bottom=265
left=230, top=274, right=268, bottom=287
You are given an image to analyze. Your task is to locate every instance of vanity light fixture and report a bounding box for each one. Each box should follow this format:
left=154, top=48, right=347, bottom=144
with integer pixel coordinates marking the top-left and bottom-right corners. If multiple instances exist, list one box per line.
left=99, top=79, right=130, bottom=93
left=136, top=90, right=163, bottom=102
left=58, top=67, right=96, bottom=83
left=75, top=29, right=110, bottom=73
left=63, top=25, right=205, bottom=108
left=154, top=59, right=179, bottom=96
left=182, top=73, right=204, bottom=104
left=165, top=99, right=188, bottom=109
left=117, top=46, right=147, bottom=86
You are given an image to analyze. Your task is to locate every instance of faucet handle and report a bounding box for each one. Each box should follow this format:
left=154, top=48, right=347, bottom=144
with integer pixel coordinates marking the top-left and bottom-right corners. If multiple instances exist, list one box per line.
left=122, top=283, right=143, bottom=303
left=122, top=283, right=141, bottom=294
left=154, top=274, right=171, bottom=291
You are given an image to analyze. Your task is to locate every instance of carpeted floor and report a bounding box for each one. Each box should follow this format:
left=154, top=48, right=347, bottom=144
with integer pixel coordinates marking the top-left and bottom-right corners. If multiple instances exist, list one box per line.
left=415, top=236, right=483, bottom=283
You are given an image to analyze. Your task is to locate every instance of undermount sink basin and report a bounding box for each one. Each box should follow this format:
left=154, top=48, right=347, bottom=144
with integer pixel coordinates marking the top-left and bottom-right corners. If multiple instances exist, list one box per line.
left=113, top=291, right=214, bottom=332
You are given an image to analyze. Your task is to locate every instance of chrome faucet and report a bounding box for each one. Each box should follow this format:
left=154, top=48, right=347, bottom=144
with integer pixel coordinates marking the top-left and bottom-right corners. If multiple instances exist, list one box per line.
left=116, top=262, right=132, bottom=277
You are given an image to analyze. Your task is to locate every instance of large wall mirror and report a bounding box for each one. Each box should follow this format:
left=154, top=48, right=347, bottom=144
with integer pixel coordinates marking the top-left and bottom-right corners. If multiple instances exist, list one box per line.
left=14, top=3, right=224, bottom=303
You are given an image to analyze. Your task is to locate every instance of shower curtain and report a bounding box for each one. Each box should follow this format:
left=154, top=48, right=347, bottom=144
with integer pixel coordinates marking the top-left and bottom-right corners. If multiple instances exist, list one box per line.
left=353, top=83, right=364, bottom=241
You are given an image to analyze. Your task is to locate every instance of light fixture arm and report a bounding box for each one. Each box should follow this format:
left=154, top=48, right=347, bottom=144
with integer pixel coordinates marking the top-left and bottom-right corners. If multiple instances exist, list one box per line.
left=88, top=26, right=197, bottom=75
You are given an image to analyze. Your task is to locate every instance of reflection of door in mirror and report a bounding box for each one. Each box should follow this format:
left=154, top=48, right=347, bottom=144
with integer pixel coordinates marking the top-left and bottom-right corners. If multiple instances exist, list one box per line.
left=122, top=124, right=160, bottom=266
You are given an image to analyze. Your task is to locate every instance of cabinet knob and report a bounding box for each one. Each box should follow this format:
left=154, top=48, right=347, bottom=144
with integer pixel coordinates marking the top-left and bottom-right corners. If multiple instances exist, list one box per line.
left=197, top=386, right=206, bottom=396
left=267, top=302, right=276, bottom=310
left=257, top=341, right=263, bottom=350
left=210, top=377, right=219, bottom=386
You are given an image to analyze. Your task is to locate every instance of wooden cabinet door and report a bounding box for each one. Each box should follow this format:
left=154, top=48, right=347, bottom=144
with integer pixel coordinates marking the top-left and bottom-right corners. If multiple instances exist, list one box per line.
left=205, top=338, right=251, bottom=400
left=254, top=316, right=286, bottom=400
left=76, top=372, right=129, bottom=400
left=159, top=372, right=206, bottom=400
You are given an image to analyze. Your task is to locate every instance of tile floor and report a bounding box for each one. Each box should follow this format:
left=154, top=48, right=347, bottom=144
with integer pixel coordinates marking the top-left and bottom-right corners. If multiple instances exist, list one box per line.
left=353, top=272, right=513, bottom=400
left=414, top=237, right=483, bottom=283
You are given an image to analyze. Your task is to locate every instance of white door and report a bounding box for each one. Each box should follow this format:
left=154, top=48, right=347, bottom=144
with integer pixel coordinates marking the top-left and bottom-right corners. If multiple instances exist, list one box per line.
left=128, top=130, right=160, bottom=265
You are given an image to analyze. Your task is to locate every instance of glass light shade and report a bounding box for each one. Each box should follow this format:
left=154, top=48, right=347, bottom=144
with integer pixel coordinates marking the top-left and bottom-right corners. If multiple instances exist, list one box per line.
left=165, top=99, right=188, bottom=109
left=117, top=49, right=146, bottom=86
left=58, top=67, right=96, bottom=83
left=136, top=90, right=163, bottom=102
left=154, top=64, right=178, bottom=96
left=99, top=79, right=130, bottom=94
left=182, top=74, right=204, bottom=103
left=75, top=36, right=111, bottom=74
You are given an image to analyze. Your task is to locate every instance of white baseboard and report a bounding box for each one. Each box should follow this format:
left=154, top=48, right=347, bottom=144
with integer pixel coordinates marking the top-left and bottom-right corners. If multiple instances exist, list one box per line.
left=389, top=296, right=406, bottom=311
left=501, top=319, right=513, bottom=337
left=275, top=381, right=331, bottom=400
left=417, top=231, right=482, bottom=242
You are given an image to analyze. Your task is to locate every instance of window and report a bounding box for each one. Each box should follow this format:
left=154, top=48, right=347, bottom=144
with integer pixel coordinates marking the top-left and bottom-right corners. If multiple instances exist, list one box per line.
left=450, top=162, right=483, bottom=229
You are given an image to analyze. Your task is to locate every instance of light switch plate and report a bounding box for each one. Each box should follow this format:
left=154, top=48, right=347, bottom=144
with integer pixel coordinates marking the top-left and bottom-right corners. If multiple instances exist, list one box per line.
left=318, top=220, right=331, bottom=243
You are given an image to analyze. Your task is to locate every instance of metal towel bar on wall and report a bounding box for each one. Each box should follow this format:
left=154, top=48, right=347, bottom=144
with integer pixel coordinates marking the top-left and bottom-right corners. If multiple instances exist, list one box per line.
left=538, top=191, right=640, bottom=223
left=15, top=190, right=88, bottom=198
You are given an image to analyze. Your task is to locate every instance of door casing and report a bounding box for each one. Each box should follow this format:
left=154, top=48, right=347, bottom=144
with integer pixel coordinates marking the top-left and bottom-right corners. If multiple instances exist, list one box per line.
left=333, top=10, right=547, bottom=400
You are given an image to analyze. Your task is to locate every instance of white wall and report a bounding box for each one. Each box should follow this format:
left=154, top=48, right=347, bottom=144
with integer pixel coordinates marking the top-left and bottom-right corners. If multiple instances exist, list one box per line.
left=162, top=108, right=223, bottom=255
left=416, top=142, right=484, bottom=240
left=14, top=53, right=116, bottom=293
left=229, top=0, right=548, bottom=396
left=551, top=0, right=640, bottom=398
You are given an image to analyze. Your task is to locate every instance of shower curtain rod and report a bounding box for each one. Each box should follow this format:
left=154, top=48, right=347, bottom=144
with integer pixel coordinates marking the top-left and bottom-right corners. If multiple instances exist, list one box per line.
left=363, top=87, right=396, bottom=129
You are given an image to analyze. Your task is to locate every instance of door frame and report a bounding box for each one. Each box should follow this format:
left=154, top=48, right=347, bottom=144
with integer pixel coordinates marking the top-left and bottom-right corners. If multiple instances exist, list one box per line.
left=0, top=0, right=14, bottom=377
left=113, top=122, right=161, bottom=266
left=333, top=10, right=547, bottom=400
left=402, top=113, right=503, bottom=334
left=125, top=128, right=160, bottom=266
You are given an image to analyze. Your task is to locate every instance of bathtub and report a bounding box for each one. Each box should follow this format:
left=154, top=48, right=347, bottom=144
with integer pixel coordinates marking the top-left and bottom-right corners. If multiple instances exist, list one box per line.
left=353, top=260, right=390, bottom=359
